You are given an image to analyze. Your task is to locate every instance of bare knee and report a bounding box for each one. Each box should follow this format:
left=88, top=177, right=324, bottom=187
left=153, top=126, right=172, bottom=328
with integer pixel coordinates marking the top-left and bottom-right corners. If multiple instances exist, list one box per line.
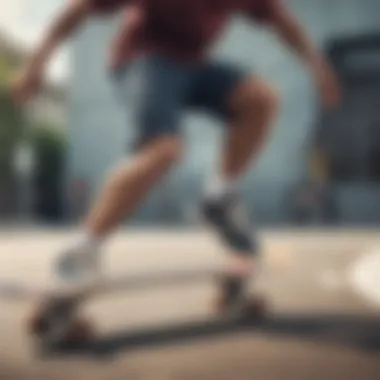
left=255, top=81, right=279, bottom=115
left=151, top=136, right=183, bottom=165
left=231, top=78, right=280, bottom=117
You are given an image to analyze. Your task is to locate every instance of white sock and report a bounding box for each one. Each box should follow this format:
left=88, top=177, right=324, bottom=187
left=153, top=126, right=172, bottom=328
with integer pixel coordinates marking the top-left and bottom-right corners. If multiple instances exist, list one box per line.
left=66, top=230, right=102, bottom=254
left=205, top=171, right=237, bottom=201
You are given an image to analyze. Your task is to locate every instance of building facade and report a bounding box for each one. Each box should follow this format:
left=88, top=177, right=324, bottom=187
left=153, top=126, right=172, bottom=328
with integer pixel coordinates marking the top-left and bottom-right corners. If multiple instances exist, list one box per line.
left=68, top=0, right=380, bottom=225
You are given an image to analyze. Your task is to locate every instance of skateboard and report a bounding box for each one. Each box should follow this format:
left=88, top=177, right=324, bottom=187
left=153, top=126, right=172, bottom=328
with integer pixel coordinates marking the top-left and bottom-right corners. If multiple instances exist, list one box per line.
left=0, top=268, right=268, bottom=351
left=0, top=280, right=98, bottom=351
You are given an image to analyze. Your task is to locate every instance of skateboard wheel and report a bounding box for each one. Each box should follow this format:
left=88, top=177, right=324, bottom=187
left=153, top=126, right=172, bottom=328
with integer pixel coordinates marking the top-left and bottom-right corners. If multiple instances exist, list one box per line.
left=27, top=301, right=95, bottom=349
left=242, top=295, right=268, bottom=320
left=63, top=318, right=95, bottom=344
left=213, top=292, right=269, bottom=322
left=29, top=317, right=95, bottom=353
left=27, top=304, right=51, bottom=336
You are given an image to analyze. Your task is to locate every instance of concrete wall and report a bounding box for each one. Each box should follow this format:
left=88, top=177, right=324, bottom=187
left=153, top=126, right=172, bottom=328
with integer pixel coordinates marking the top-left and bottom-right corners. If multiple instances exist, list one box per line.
left=68, top=0, right=380, bottom=224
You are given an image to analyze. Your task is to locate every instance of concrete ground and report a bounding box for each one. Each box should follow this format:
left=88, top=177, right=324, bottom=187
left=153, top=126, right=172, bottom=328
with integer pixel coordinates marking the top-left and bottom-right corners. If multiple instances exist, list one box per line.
left=0, top=228, right=379, bottom=380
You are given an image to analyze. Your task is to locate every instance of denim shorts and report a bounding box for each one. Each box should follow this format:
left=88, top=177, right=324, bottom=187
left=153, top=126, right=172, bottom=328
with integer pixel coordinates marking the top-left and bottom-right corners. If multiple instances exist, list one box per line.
left=112, top=53, right=247, bottom=147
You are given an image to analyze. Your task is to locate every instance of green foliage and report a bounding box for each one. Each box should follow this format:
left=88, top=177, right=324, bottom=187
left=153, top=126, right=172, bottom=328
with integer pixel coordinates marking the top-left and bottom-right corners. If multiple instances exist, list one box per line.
left=31, top=125, right=66, bottom=220
left=0, top=89, right=23, bottom=182
left=31, top=123, right=66, bottom=179
left=0, top=53, right=22, bottom=184
left=0, top=52, right=66, bottom=220
left=0, top=56, right=15, bottom=86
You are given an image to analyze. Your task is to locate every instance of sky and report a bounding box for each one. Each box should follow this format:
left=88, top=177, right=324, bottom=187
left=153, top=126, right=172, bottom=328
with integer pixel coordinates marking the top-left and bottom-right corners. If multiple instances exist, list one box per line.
left=0, top=0, right=68, bottom=83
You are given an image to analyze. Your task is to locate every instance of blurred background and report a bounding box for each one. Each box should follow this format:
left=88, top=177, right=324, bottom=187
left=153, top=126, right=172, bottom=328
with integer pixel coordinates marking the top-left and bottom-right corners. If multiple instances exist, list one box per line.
left=0, top=0, right=380, bottom=227
left=0, top=2, right=380, bottom=379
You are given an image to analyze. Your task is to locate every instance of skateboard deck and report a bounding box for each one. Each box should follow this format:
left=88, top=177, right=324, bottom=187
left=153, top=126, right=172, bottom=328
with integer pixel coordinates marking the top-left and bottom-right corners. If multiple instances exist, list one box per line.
left=0, top=268, right=219, bottom=350
left=0, top=268, right=217, bottom=301
left=0, top=268, right=268, bottom=350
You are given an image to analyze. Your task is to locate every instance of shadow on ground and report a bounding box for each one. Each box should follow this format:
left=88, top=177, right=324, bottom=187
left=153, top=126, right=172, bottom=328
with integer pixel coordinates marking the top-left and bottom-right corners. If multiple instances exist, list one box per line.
left=48, top=313, right=380, bottom=359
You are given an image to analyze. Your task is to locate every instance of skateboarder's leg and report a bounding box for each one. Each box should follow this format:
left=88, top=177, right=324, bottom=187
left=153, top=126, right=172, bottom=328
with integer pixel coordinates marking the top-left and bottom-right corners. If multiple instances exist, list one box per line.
left=56, top=54, right=191, bottom=282
left=189, top=62, right=279, bottom=308
left=86, top=136, right=182, bottom=237
left=216, top=76, right=278, bottom=309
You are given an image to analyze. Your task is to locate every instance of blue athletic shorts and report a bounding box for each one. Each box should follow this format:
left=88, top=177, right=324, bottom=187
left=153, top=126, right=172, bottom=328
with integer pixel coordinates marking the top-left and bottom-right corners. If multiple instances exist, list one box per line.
left=112, top=53, right=247, bottom=148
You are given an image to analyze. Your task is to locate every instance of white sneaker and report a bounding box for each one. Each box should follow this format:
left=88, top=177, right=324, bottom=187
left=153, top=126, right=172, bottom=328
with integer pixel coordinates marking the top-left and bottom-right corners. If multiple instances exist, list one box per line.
left=55, top=245, right=101, bottom=285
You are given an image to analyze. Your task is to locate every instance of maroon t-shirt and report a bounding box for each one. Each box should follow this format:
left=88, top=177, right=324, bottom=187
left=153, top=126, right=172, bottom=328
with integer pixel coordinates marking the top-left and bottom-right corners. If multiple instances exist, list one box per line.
left=90, top=0, right=282, bottom=63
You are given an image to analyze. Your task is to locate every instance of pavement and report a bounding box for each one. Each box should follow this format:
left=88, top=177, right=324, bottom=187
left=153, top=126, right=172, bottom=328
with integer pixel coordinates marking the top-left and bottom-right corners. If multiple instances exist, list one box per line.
left=0, top=228, right=379, bottom=380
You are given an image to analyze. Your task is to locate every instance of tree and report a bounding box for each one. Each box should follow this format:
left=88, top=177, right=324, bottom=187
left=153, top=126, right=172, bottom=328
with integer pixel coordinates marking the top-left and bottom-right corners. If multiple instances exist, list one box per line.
left=0, top=52, right=24, bottom=178
left=31, top=124, right=66, bottom=221
left=0, top=35, right=67, bottom=220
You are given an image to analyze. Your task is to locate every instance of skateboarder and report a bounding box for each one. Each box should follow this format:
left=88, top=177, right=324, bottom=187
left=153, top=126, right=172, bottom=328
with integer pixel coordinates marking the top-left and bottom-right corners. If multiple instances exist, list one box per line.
left=13, top=0, right=340, bottom=314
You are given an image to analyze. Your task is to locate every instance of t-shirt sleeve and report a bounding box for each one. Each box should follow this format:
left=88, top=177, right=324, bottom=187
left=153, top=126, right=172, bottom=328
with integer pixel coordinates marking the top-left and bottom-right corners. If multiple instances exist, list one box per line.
left=245, top=0, right=282, bottom=23
left=90, top=0, right=128, bottom=14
